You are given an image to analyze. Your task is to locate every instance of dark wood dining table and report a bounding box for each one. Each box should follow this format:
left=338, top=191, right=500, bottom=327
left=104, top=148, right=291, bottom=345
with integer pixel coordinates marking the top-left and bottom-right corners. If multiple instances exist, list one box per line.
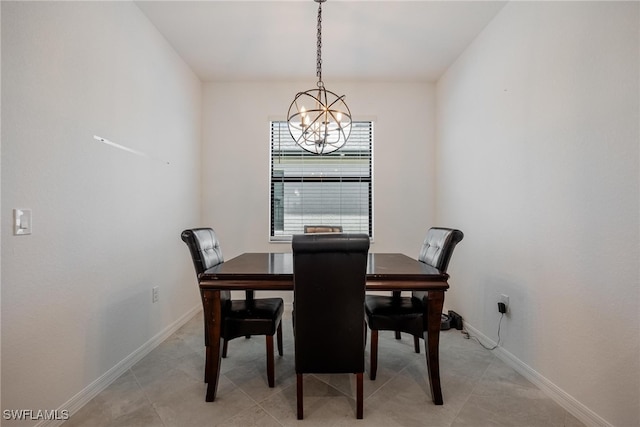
left=198, top=252, right=449, bottom=405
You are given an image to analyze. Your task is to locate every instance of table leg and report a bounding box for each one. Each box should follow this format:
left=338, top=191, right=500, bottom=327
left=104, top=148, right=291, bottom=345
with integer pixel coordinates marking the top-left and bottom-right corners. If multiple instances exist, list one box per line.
left=424, top=290, right=444, bottom=405
left=202, top=289, right=223, bottom=402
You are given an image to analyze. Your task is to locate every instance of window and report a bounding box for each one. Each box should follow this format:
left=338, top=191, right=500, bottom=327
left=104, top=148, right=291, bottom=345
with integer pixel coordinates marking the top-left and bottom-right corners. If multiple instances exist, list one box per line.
left=270, top=120, right=373, bottom=241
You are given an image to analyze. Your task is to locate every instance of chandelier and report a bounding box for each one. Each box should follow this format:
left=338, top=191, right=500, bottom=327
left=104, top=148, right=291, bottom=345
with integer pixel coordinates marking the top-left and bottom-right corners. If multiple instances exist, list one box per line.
left=287, top=0, right=352, bottom=155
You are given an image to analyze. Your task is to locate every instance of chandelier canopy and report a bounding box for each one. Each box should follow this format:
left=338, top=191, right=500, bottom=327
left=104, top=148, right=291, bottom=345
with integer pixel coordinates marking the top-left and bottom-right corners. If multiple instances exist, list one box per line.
left=287, top=0, right=352, bottom=155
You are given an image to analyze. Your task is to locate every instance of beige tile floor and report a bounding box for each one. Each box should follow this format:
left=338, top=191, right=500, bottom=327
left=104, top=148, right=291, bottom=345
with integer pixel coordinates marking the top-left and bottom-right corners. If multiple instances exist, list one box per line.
left=63, top=311, right=584, bottom=427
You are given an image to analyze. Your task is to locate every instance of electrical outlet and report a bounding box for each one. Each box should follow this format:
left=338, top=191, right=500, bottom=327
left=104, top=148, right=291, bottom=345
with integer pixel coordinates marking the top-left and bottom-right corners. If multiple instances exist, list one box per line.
left=498, top=302, right=507, bottom=313
left=152, top=286, right=159, bottom=303
left=499, top=294, right=509, bottom=313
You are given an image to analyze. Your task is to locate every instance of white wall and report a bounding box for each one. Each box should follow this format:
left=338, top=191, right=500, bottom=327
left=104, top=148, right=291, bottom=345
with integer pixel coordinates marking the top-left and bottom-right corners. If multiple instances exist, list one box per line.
left=201, top=81, right=437, bottom=263
left=1, top=2, right=202, bottom=423
left=201, top=81, right=436, bottom=303
left=436, top=2, right=639, bottom=426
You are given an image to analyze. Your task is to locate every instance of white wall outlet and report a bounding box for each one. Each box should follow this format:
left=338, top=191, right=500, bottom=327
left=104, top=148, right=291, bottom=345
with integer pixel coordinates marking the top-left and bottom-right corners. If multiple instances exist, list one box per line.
left=152, top=286, right=159, bottom=303
left=14, top=209, right=32, bottom=235
left=499, top=294, right=510, bottom=312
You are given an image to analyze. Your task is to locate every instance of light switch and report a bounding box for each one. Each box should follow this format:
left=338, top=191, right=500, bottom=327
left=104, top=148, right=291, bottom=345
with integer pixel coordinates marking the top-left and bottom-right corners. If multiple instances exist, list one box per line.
left=14, top=209, right=32, bottom=235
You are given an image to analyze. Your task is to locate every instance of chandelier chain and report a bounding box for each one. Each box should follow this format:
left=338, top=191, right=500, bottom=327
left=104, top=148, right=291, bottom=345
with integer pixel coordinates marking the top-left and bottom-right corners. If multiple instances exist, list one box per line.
left=286, top=0, right=351, bottom=155
left=316, top=2, right=323, bottom=86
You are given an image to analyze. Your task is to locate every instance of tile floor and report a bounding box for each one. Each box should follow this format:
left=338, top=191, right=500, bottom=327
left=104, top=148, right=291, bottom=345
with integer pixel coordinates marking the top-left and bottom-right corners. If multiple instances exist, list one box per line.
left=64, top=311, right=584, bottom=427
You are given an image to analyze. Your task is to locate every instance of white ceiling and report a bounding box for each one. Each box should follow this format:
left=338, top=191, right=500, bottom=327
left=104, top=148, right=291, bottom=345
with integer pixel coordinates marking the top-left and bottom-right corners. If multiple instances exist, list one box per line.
left=135, top=0, right=507, bottom=83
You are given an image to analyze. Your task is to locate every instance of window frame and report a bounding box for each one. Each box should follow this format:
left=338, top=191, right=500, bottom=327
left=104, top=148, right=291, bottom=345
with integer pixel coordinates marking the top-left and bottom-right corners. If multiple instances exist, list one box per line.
left=269, top=120, right=374, bottom=242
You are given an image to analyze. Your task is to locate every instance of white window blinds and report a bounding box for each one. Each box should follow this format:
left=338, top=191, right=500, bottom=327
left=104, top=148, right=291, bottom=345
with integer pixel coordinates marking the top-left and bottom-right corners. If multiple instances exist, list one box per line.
left=270, top=120, right=373, bottom=240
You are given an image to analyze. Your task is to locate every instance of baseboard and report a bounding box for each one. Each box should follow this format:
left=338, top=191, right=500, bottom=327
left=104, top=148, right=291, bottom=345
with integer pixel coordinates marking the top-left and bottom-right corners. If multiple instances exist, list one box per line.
left=463, top=322, right=612, bottom=427
left=35, top=304, right=202, bottom=427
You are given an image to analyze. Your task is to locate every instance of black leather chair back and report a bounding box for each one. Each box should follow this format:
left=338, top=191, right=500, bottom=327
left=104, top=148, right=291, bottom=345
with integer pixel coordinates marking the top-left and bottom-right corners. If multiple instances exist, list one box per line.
left=292, top=233, right=370, bottom=374
left=412, top=227, right=463, bottom=303
left=418, top=227, right=464, bottom=272
left=181, top=228, right=224, bottom=275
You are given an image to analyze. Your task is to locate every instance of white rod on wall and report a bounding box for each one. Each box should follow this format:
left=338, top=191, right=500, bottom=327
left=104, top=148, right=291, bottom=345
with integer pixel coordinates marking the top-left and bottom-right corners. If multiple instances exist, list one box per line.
left=94, top=135, right=170, bottom=165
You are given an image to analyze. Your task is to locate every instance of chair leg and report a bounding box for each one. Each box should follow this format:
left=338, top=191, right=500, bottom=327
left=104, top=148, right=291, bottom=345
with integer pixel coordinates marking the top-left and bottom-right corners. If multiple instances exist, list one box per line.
left=392, top=291, right=402, bottom=340
left=266, top=335, right=275, bottom=387
left=356, top=372, right=363, bottom=419
left=204, top=345, right=209, bottom=383
left=222, top=339, right=229, bottom=358
left=413, top=335, right=420, bottom=353
left=277, top=322, right=283, bottom=356
left=364, top=321, right=367, bottom=346
left=370, top=329, right=378, bottom=380
left=297, top=373, right=304, bottom=420
left=245, top=291, right=254, bottom=339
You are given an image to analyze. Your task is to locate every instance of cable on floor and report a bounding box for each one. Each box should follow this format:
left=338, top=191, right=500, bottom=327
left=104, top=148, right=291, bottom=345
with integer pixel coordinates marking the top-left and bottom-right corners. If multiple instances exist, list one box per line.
left=461, top=313, right=504, bottom=351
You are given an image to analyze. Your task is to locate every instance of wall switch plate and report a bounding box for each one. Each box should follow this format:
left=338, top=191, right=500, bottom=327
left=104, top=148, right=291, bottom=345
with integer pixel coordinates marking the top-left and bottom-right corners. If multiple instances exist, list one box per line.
left=14, top=209, right=32, bottom=235
left=152, top=286, right=159, bottom=303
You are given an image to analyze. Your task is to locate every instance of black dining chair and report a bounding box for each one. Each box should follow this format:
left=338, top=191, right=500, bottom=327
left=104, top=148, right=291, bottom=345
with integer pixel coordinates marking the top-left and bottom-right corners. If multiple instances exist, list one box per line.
left=364, top=227, right=463, bottom=380
left=181, top=228, right=284, bottom=388
left=292, top=233, right=370, bottom=419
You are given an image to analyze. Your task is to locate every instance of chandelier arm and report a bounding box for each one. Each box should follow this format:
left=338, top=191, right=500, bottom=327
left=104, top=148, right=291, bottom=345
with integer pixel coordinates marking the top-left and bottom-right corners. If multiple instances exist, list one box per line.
left=325, top=95, right=351, bottom=114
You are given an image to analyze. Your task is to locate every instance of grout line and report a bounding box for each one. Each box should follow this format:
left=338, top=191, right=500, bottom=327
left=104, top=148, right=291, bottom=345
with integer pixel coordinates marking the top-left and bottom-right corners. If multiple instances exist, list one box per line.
left=129, top=367, right=168, bottom=427
left=254, top=384, right=290, bottom=427
left=445, top=331, right=499, bottom=426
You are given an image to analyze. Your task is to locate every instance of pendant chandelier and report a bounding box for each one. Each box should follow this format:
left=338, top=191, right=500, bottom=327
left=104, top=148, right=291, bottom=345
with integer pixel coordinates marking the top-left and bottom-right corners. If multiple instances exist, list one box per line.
left=287, top=0, right=352, bottom=155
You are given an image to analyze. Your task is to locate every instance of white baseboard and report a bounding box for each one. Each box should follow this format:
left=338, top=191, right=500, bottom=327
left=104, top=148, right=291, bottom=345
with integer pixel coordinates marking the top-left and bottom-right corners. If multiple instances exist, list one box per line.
left=463, top=322, right=612, bottom=427
left=36, top=304, right=202, bottom=427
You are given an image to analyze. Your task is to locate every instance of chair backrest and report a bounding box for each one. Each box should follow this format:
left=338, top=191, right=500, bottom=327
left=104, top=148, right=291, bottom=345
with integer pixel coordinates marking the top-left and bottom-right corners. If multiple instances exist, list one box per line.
left=181, top=228, right=224, bottom=276
left=303, top=225, right=343, bottom=233
left=418, top=227, right=464, bottom=272
left=292, top=233, right=370, bottom=374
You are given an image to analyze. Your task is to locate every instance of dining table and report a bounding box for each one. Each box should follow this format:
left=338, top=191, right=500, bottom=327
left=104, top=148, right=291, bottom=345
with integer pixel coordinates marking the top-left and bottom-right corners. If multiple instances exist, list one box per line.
left=198, top=252, right=450, bottom=405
